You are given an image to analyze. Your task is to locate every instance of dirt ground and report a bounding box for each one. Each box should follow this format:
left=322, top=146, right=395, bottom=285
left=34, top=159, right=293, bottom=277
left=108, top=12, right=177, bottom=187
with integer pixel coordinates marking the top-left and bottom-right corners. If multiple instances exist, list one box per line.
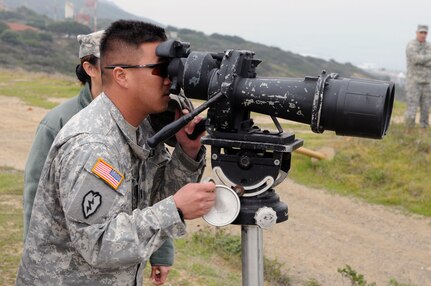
left=1, top=95, right=430, bottom=285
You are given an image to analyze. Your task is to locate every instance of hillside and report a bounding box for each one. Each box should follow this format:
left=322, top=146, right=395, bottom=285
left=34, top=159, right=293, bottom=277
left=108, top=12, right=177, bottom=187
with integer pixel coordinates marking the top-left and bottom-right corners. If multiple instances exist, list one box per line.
left=3, top=0, right=162, bottom=26
left=166, top=27, right=376, bottom=78
left=0, top=7, right=82, bottom=75
left=0, top=4, right=379, bottom=80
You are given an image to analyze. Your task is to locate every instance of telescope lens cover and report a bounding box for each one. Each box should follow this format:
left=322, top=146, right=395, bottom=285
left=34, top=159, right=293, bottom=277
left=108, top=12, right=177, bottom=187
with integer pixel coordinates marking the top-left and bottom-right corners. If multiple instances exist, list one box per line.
left=202, top=185, right=241, bottom=227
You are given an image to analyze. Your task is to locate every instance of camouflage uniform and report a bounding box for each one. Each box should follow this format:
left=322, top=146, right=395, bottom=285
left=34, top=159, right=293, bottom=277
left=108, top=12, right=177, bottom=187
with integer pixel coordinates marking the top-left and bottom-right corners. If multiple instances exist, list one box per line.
left=22, top=29, right=179, bottom=280
left=16, top=93, right=205, bottom=285
left=405, top=36, right=431, bottom=128
left=23, top=83, right=93, bottom=239
left=78, top=30, right=104, bottom=58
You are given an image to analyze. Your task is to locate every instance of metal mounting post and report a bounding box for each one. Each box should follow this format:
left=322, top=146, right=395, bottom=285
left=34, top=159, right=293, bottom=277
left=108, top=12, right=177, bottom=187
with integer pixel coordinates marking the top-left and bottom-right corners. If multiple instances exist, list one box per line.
left=241, top=225, right=264, bottom=286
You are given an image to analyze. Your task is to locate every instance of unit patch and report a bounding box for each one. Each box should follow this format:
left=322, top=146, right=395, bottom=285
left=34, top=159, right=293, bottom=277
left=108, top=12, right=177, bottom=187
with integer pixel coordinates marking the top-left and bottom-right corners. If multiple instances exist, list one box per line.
left=82, top=190, right=102, bottom=218
left=92, top=158, right=124, bottom=190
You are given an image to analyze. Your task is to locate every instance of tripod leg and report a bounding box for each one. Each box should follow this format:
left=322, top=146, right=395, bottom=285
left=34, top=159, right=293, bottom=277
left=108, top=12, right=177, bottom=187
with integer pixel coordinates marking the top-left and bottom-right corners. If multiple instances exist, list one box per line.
left=241, top=225, right=264, bottom=286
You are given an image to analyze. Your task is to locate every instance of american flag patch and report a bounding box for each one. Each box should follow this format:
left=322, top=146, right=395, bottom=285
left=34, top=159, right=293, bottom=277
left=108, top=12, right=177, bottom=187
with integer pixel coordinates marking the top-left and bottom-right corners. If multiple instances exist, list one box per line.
left=92, top=158, right=124, bottom=190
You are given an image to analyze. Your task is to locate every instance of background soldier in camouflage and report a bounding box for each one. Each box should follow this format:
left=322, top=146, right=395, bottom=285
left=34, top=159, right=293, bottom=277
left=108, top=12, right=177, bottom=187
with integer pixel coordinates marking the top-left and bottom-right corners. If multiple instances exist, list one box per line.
left=405, top=24, right=431, bottom=129
left=16, top=20, right=216, bottom=286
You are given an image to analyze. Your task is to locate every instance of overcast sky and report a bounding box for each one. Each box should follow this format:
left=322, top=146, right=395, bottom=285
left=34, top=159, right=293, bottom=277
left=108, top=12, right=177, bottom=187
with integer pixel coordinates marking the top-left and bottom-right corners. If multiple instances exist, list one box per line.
left=108, top=0, right=431, bottom=72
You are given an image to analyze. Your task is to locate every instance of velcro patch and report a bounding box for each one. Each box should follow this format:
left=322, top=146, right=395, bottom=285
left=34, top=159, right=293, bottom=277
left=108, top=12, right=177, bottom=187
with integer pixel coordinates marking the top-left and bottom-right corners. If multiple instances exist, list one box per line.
left=92, top=158, right=124, bottom=190
left=82, top=190, right=102, bottom=218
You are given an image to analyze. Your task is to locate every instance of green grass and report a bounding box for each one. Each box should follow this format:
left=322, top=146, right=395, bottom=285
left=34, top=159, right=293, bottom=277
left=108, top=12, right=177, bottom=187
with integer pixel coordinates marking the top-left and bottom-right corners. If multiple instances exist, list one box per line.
left=290, top=125, right=431, bottom=216
left=0, top=69, right=80, bottom=108
left=167, top=228, right=243, bottom=285
left=337, top=265, right=417, bottom=286
left=252, top=100, right=431, bottom=217
left=0, top=167, right=24, bottom=286
left=288, top=122, right=431, bottom=217
left=167, top=227, right=292, bottom=285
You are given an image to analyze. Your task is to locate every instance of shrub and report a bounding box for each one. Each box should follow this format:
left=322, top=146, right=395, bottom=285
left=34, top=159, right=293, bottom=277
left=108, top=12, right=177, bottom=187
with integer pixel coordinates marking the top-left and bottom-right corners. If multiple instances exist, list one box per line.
left=46, top=20, right=91, bottom=36
left=0, top=30, right=21, bottom=45
left=0, top=21, right=9, bottom=33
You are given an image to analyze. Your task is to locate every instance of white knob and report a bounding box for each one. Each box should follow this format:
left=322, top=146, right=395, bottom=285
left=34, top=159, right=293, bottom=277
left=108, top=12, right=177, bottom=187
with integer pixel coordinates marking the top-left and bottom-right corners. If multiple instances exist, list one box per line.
left=254, top=207, right=277, bottom=229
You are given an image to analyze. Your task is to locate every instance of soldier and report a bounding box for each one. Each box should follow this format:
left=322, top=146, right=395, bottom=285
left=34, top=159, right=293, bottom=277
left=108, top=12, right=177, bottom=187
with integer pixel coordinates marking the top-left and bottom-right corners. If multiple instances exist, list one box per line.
left=405, top=24, right=431, bottom=129
left=23, top=29, right=104, bottom=240
left=22, top=28, right=179, bottom=285
left=15, top=20, right=216, bottom=286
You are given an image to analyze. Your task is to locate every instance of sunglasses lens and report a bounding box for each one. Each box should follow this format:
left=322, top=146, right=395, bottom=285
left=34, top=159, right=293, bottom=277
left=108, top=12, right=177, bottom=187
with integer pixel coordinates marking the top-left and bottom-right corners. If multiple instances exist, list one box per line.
left=152, top=63, right=169, bottom=78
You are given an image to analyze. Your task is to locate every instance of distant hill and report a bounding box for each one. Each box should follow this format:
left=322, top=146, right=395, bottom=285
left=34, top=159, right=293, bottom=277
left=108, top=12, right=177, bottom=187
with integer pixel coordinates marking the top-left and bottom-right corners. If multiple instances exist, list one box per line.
left=0, top=4, right=380, bottom=81
left=166, top=27, right=375, bottom=79
left=0, top=7, right=82, bottom=75
left=3, top=0, right=162, bottom=26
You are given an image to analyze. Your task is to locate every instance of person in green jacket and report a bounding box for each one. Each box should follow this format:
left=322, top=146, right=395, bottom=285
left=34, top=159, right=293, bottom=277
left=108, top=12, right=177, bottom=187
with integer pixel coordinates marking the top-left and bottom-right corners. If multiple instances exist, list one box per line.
left=23, top=30, right=104, bottom=239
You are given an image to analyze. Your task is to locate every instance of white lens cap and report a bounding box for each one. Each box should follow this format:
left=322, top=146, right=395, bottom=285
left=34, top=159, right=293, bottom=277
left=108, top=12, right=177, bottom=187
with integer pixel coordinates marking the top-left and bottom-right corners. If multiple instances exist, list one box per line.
left=202, top=185, right=241, bottom=227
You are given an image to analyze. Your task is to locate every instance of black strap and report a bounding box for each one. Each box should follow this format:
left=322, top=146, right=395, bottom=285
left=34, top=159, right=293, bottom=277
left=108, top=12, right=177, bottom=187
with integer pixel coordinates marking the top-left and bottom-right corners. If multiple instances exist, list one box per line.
left=311, top=71, right=338, bottom=133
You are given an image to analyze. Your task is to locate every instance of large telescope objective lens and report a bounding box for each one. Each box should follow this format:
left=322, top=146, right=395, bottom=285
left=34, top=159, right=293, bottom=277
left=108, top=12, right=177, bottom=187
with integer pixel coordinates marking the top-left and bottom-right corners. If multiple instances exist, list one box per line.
left=232, top=74, right=395, bottom=139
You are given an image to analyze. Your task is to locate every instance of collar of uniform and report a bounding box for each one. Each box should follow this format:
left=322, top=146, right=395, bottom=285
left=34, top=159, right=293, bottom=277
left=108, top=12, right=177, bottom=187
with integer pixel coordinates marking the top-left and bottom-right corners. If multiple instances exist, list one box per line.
left=78, top=82, right=93, bottom=108
left=414, top=38, right=429, bottom=45
left=100, top=93, right=151, bottom=160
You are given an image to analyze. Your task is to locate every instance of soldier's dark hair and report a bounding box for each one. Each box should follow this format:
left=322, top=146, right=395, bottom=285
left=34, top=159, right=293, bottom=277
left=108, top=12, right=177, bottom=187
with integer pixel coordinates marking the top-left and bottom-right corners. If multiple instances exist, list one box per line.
left=75, top=54, right=99, bottom=85
left=100, top=20, right=167, bottom=83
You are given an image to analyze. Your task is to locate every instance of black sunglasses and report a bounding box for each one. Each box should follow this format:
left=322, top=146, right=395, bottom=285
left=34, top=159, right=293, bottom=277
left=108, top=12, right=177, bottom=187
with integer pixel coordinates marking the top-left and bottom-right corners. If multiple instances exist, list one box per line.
left=104, top=62, right=169, bottom=78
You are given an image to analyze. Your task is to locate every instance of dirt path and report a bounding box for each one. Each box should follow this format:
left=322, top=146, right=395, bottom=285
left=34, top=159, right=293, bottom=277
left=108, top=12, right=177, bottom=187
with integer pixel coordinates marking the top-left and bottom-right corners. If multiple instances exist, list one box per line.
left=0, top=96, right=48, bottom=170
left=188, top=177, right=431, bottom=285
left=1, top=95, right=430, bottom=285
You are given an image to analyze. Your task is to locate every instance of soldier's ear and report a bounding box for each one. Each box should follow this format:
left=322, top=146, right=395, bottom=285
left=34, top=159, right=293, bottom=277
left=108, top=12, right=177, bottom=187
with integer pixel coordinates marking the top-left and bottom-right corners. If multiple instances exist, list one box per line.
left=82, top=61, right=99, bottom=78
left=112, top=67, right=129, bottom=88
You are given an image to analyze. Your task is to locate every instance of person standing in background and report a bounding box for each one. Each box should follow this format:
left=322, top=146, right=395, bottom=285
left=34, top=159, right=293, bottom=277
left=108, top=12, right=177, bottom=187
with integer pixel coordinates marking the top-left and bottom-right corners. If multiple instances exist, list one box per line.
left=23, top=30, right=104, bottom=239
left=405, top=24, right=431, bottom=130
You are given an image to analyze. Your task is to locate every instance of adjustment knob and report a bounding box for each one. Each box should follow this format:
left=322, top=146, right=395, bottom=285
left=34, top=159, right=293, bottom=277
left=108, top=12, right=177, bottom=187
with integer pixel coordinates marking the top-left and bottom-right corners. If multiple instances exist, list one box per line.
left=254, top=206, right=277, bottom=229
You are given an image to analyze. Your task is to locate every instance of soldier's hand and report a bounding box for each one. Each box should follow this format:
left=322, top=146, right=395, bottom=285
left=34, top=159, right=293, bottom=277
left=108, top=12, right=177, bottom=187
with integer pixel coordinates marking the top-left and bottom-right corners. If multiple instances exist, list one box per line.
left=173, top=182, right=216, bottom=219
left=175, top=109, right=204, bottom=160
left=150, top=265, right=170, bottom=285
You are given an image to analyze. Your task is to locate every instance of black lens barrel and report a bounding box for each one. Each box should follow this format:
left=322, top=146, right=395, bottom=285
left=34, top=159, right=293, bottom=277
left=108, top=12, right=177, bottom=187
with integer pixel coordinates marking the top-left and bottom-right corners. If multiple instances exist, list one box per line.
left=232, top=75, right=394, bottom=139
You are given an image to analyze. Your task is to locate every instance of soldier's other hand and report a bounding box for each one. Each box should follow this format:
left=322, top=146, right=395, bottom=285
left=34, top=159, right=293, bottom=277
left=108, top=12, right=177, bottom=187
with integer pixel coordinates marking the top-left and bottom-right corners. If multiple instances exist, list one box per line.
left=175, top=109, right=204, bottom=160
left=173, top=182, right=216, bottom=219
left=150, top=265, right=170, bottom=285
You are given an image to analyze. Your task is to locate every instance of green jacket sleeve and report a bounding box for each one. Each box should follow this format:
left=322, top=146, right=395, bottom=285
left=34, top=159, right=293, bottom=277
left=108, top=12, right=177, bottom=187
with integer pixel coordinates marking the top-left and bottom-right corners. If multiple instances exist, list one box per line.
left=149, top=238, right=174, bottom=266
left=23, top=86, right=92, bottom=241
left=23, top=122, right=57, bottom=240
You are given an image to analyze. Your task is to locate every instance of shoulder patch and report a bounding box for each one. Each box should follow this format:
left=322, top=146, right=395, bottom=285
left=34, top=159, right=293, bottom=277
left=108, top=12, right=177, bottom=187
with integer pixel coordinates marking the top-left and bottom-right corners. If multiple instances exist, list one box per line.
left=92, top=158, right=124, bottom=190
left=82, top=190, right=102, bottom=218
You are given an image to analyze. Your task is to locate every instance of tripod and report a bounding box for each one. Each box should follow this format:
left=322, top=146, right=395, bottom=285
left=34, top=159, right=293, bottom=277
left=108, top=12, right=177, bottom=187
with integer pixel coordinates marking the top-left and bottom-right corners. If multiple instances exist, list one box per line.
left=202, top=127, right=302, bottom=286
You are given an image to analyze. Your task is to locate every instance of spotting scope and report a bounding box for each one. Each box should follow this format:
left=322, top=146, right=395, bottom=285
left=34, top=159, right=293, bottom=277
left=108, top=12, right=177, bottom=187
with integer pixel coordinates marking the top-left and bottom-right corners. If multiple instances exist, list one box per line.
left=147, top=39, right=395, bottom=148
